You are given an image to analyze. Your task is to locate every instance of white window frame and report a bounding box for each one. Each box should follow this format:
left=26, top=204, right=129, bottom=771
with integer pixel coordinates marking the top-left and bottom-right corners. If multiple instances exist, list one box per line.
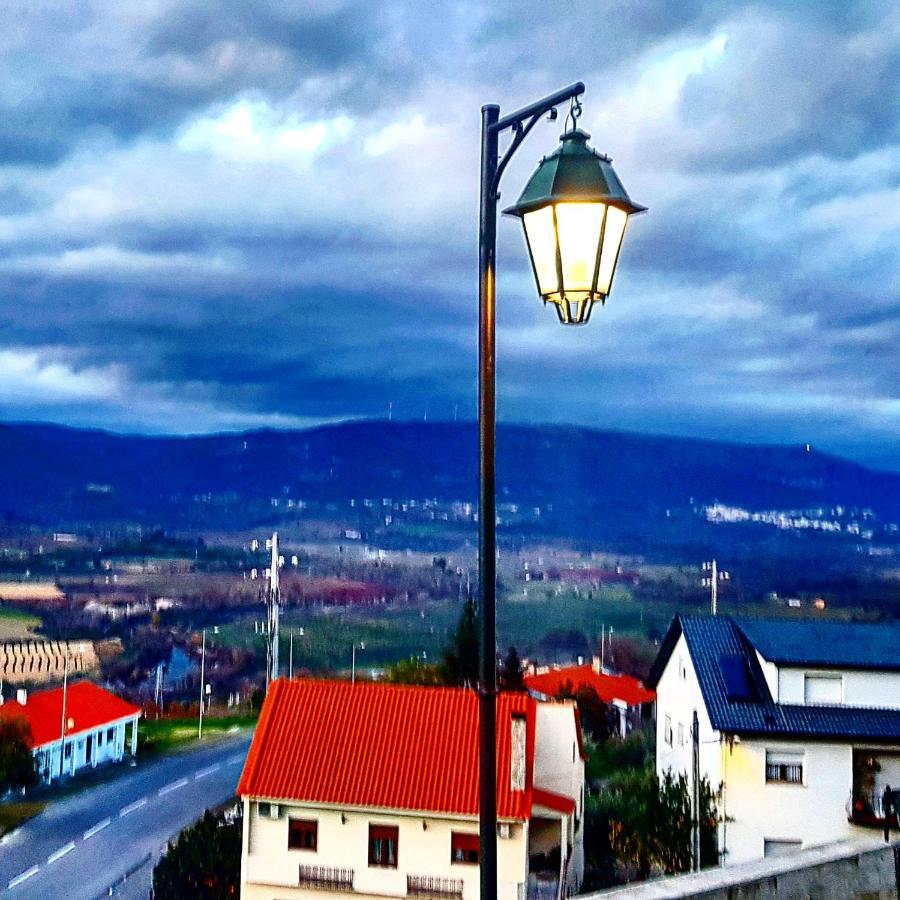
left=803, top=673, right=843, bottom=705
left=765, top=749, right=805, bottom=785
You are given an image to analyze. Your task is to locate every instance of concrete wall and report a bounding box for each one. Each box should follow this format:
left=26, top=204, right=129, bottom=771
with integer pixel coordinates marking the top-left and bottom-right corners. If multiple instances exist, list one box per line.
left=586, top=838, right=899, bottom=899
left=722, top=739, right=854, bottom=864
left=241, top=801, right=528, bottom=900
left=654, top=634, right=722, bottom=799
left=777, top=667, right=900, bottom=709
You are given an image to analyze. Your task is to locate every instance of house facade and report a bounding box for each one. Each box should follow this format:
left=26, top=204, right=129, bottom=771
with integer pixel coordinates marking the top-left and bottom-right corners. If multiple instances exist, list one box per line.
left=0, top=681, right=141, bottom=784
left=524, top=659, right=655, bottom=737
left=648, top=615, right=900, bottom=865
left=237, top=679, right=585, bottom=900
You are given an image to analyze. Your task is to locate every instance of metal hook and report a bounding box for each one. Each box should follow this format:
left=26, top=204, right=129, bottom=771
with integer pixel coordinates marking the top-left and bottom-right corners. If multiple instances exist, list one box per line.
left=564, top=95, right=583, bottom=133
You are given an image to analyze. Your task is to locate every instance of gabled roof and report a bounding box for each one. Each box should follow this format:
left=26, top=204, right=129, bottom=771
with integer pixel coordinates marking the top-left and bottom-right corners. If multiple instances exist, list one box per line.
left=237, top=679, right=537, bottom=820
left=0, top=681, right=141, bottom=748
left=648, top=616, right=900, bottom=742
left=735, top=618, right=900, bottom=671
left=525, top=664, right=655, bottom=707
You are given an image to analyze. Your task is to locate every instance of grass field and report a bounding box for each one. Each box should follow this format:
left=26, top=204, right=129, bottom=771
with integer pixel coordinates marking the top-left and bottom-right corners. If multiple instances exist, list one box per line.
left=0, top=801, right=45, bottom=836
left=0, top=606, right=41, bottom=641
left=139, top=714, right=257, bottom=754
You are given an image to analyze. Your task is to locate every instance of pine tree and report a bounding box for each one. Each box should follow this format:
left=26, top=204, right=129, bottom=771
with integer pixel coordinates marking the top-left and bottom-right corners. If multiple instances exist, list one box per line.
left=441, top=598, right=480, bottom=687
left=499, top=645, right=526, bottom=691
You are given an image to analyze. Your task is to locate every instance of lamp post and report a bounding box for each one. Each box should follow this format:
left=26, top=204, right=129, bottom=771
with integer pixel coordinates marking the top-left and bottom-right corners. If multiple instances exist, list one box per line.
left=477, top=84, right=644, bottom=900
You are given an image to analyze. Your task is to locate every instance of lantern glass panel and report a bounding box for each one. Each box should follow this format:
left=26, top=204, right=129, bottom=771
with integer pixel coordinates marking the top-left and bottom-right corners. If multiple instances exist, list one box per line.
left=556, top=202, right=605, bottom=293
left=596, top=205, right=628, bottom=295
left=523, top=206, right=559, bottom=296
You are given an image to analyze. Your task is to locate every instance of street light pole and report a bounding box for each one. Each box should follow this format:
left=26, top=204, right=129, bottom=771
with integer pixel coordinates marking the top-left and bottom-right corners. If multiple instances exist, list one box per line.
left=477, top=82, right=586, bottom=900
left=198, top=628, right=206, bottom=740
left=351, top=641, right=365, bottom=684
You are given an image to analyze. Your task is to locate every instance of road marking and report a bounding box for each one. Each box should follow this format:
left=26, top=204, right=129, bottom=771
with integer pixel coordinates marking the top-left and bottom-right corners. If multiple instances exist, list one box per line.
left=226, top=753, right=245, bottom=764
left=194, top=763, right=220, bottom=779
left=159, top=777, right=189, bottom=796
left=8, top=865, right=39, bottom=888
left=47, top=842, right=75, bottom=864
left=83, top=817, right=111, bottom=840
left=120, top=797, right=147, bottom=817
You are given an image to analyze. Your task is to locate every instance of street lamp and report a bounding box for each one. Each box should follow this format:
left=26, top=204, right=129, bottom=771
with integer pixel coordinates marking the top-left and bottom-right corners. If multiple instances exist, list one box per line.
left=477, top=83, right=644, bottom=900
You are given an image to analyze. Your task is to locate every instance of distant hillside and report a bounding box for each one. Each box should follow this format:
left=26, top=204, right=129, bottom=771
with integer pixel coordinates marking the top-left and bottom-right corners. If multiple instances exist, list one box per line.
left=0, top=420, right=898, bottom=558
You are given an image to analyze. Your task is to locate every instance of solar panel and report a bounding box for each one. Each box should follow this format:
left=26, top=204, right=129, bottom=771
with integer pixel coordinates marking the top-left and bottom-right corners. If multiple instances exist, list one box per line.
left=719, top=654, right=756, bottom=701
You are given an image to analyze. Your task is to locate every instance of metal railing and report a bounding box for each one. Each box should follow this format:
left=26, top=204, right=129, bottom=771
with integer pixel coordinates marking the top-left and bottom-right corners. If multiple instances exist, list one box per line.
left=298, top=864, right=355, bottom=891
left=407, top=875, right=464, bottom=897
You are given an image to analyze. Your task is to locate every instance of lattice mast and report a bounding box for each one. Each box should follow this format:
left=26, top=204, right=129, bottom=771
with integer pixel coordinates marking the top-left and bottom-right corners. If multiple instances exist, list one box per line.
left=265, top=532, right=281, bottom=691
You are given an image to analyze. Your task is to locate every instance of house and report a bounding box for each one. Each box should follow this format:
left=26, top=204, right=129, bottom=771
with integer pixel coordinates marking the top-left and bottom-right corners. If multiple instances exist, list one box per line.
left=237, top=679, right=585, bottom=900
left=0, top=681, right=141, bottom=784
left=648, top=615, right=900, bottom=865
left=524, top=659, right=655, bottom=737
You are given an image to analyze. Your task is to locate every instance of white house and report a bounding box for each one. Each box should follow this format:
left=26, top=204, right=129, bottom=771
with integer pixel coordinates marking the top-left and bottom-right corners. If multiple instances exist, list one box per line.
left=0, top=681, right=141, bottom=784
left=648, top=615, right=900, bottom=865
left=237, top=679, right=585, bottom=900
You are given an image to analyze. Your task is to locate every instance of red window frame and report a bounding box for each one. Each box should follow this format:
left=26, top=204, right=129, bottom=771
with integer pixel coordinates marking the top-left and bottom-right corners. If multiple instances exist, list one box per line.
left=288, top=818, right=318, bottom=851
left=451, top=832, right=480, bottom=864
left=369, top=824, right=399, bottom=867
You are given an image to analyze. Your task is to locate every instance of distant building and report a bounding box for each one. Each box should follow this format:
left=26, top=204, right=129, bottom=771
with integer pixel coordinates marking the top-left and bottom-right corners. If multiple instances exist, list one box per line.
left=0, top=639, right=99, bottom=684
left=648, top=615, right=900, bottom=865
left=238, top=679, right=585, bottom=900
left=524, top=660, right=655, bottom=737
left=0, top=681, right=141, bottom=784
left=0, top=582, right=65, bottom=603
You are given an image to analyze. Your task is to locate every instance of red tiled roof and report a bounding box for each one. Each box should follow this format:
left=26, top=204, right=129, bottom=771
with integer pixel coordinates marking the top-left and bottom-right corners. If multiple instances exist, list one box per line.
left=0, top=681, right=141, bottom=748
left=531, top=787, right=576, bottom=815
left=238, top=679, right=536, bottom=820
left=525, top=665, right=655, bottom=706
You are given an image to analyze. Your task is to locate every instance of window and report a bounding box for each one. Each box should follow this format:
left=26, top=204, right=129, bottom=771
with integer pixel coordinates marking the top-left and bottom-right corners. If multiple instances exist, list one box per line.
left=257, top=802, right=271, bottom=817
left=804, top=674, right=842, bottom=704
left=763, top=839, right=801, bottom=857
left=369, top=824, right=398, bottom=868
left=288, top=818, right=318, bottom=851
left=677, top=723, right=685, bottom=747
left=106, top=726, right=115, bottom=743
left=765, top=750, right=804, bottom=784
left=97, top=730, right=104, bottom=747
left=663, top=715, right=673, bottom=747
left=451, top=832, right=479, bottom=864
left=64, top=742, right=72, bottom=759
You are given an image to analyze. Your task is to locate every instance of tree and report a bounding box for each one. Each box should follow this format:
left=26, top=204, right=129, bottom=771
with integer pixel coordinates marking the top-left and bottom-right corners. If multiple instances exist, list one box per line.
left=0, top=717, right=38, bottom=793
left=441, top=598, right=479, bottom=687
left=498, top=646, right=526, bottom=691
left=596, top=768, right=720, bottom=882
left=153, top=808, right=241, bottom=899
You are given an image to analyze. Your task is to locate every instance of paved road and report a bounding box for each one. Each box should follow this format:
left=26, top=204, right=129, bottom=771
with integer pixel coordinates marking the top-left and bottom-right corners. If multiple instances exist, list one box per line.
left=0, top=732, right=251, bottom=899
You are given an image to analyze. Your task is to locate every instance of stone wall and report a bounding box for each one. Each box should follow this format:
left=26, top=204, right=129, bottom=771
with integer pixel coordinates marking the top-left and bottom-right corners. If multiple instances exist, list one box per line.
left=586, top=838, right=899, bottom=899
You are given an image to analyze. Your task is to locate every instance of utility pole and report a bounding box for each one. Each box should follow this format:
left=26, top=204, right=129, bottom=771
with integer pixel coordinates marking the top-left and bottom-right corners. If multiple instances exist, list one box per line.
left=692, top=709, right=701, bottom=871
left=351, top=641, right=365, bottom=684
left=265, top=532, right=281, bottom=691
left=702, top=560, right=730, bottom=615
left=58, top=644, right=69, bottom=781
left=198, top=628, right=206, bottom=740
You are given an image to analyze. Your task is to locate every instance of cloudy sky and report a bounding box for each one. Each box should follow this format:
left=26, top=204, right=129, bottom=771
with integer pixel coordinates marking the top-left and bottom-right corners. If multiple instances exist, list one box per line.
left=0, top=1, right=898, bottom=469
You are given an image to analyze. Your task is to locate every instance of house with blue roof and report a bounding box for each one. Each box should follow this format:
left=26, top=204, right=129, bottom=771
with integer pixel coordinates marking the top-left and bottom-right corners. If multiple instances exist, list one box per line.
left=647, top=615, right=900, bottom=865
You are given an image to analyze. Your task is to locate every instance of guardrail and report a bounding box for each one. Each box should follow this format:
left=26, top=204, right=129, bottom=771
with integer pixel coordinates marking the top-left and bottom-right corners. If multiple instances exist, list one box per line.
left=407, top=874, right=464, bottom=897
left=298, top=864, right=355, bottom=891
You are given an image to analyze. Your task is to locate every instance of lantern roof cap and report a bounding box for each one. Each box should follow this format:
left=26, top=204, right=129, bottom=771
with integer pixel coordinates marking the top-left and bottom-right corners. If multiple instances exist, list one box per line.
left=503, top=128, right=646, bottom=218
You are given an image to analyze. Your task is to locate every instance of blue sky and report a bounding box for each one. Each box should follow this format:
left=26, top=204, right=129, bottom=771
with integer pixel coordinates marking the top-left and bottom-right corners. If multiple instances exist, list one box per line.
left=0, top=1, right=897, bottom=470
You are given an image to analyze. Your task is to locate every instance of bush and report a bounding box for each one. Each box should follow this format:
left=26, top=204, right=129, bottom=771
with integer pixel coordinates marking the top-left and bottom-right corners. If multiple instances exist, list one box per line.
left=153, top=807, right=241, bottom=898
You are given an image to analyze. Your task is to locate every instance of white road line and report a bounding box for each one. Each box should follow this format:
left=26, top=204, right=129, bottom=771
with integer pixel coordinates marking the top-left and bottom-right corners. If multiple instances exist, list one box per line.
left=226, top=753, right=245, bottom=764
left=159, top=777, right=189, bottom=796
left=120, top=797, right=147, bottom=817
left=83, top=817, right=111, bottom=840
left=47, top=842, right=75, bottom=865
left=194, top=763, right=220, bottom=779
left=8, top=865, right=39, bottom=888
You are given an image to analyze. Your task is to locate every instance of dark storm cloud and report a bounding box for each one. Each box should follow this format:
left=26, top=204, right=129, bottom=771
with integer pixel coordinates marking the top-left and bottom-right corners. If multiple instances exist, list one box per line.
left=0, top=0, right=896, bottom=469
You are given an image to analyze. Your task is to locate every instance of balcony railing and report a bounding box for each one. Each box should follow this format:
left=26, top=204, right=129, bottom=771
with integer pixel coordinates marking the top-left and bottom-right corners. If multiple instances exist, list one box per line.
left=298, top=864, right=355, bottom=891
left=407, top=875, right=464, bottom=898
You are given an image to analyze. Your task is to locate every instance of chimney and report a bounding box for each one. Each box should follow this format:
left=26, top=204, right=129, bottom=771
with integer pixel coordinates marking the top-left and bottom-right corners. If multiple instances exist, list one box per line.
left=591, top=655, right=601, bottom=674
left=16, top=688, right=27, bottom=706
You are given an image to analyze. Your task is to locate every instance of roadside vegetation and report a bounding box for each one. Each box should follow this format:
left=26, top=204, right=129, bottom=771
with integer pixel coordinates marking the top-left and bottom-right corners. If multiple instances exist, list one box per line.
left=139, top=713, right=258, bottom=755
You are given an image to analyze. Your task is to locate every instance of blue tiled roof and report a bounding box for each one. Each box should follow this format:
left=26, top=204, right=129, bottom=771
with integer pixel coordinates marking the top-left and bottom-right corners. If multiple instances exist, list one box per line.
left=735, top=618, right=900, bottom=671
left=650, top=615, right=900, bottom=741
